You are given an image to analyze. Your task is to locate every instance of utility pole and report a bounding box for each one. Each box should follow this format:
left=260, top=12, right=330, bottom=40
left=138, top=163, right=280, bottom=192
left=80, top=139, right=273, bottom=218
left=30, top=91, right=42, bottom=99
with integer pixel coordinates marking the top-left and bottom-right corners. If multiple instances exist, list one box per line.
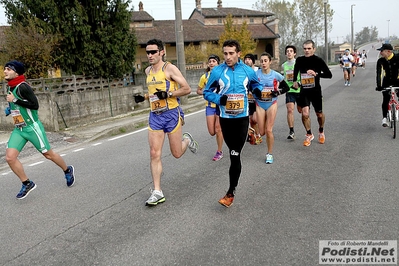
left=351, top=4, right=355, bottom=52
left=174, top=0, right=188, bottom=103
left=387, top=19, right=390, bottom=41
left=324, top=0, right=328, bottom=63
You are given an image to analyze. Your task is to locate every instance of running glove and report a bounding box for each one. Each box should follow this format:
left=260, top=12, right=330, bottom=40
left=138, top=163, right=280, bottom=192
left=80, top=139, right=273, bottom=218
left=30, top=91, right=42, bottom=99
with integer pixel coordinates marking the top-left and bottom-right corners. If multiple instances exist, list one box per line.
left=134, top=94, right=145, bottom=103
left=154, top=88, right=168, bottom=99
left=252, top=88, right=262, bottom=98
left=219, top=95, right=228, bottom=106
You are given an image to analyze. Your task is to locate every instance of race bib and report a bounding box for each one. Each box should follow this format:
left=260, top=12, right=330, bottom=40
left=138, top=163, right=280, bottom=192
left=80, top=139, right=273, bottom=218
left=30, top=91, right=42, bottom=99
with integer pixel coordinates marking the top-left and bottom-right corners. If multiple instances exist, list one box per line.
left=11, top=110, right=26, bottom=127
left=149, top=95, right=168, bottom=113
left=344, top=62, right=350, bottom=68
left=301, top=73, right=315, bottom=89
left=259, top=86, right=274, bottom=102
left=248, top=92, right=255, bottom=103
left=225, top=94, right=244, bottom=115
left=286, top=70, right=294, bottom=82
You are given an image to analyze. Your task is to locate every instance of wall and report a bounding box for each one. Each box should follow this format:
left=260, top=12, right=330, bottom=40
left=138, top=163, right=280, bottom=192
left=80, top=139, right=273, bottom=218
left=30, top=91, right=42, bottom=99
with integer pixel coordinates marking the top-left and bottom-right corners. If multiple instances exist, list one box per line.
left=0, top=69, right=206, bottom=131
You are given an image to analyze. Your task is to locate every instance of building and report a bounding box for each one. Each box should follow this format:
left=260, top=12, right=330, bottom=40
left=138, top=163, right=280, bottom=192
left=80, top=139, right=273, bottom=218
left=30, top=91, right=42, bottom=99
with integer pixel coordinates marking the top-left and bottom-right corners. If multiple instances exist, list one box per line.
left=131, top=0, right=280, bottom=70
left=330, top=42, right=351, bottom=63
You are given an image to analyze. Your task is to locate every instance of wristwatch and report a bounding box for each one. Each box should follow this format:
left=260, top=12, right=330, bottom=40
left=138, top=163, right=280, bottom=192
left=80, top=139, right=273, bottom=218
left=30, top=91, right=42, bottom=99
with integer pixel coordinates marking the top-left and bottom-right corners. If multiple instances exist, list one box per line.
left=168, top=91, right=173, bottom=98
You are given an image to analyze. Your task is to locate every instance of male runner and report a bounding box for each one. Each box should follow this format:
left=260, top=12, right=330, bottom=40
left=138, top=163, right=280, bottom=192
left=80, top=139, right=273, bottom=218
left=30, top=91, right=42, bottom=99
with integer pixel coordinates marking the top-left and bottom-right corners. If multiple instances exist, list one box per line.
left=293, top=40, right=332, bottom=146
left=4, top=60, right=75, bottom=199
left=134, top=39, right=198, bottom=206
left=282, top=45, right=300, bottom=139
left=340, top=49, right=354, bottom=86
left=203, top=40, right=263, bottom=208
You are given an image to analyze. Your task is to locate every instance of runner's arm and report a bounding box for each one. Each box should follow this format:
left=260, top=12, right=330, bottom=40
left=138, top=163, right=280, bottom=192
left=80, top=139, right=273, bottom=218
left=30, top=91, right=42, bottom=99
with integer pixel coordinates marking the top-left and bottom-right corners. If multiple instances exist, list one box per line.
left=13, top=84, right=39, bottom=110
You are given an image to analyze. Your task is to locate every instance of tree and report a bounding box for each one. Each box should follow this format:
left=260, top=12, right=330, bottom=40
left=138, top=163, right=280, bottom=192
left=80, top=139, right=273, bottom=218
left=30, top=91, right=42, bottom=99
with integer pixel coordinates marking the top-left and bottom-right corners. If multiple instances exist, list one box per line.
left=0, top=17, right=60, bottom=78
left=1, top=0, right=137, bottom=78
left=253, top=0, right=334, bottom=58
left=355, top=26, right=378, bottom=47
left=219, top=14, right=258, bottom=57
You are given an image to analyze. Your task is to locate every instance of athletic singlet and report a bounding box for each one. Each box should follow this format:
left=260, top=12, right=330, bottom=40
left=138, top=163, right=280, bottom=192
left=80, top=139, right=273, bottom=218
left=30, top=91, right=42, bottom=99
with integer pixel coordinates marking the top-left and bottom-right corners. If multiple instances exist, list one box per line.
left=254, top=69, right=284, bottom=109
left=8, top=82, right=39, bottom=128
left=146, top=62, right=180, bottom=113
left=341, top=54, right=353, bottom=68
left=282, top=60, right=300, bottom=93
left=198, top=71, right=216, bottom=108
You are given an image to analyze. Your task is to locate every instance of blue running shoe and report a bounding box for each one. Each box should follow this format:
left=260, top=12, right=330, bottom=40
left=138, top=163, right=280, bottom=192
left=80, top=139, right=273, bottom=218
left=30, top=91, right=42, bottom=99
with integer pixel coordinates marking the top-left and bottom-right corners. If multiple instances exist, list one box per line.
left=65, top=165, right=75, bottom=187
left=265, top=153, right=274, bottom=164
left=16, top=181, right=36, bottom=199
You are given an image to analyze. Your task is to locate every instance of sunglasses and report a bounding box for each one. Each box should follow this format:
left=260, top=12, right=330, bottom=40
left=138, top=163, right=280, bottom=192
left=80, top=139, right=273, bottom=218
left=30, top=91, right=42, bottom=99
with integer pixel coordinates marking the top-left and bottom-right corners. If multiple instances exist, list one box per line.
left=146, top=50, right=159, bottom=55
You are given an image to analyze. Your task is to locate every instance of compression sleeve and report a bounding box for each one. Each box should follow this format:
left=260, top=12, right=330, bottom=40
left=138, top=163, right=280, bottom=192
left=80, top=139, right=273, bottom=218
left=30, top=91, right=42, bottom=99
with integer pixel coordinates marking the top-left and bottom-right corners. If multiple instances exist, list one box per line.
left=14, top=83, right=39, bottom=110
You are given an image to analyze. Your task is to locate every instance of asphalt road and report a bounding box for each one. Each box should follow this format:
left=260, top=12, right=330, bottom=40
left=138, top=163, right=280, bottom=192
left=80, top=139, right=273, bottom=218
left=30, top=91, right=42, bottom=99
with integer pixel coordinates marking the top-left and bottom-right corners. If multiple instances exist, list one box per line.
left=1, top=43, right=398, bottom=266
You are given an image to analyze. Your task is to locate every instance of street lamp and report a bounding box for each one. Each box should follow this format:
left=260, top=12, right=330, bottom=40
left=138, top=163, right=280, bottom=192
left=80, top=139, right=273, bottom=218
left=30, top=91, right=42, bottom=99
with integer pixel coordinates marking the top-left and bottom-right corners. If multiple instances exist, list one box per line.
left=387, top=19, right=390, bottom=41
left=324, top=0, right=328, bottom=63
left=351, top=4, right=355, bottom=52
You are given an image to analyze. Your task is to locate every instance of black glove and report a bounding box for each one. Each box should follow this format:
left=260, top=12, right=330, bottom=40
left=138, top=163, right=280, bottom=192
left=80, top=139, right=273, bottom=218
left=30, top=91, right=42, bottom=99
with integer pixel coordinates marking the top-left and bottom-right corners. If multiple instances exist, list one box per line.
left=219, top=95, right=228, bottom=106
left=375, top=87, right=383, bottom=91
left=252, top=88, right=262, bottom=98
left=134, top=94, right=145, bottom=103
left=271, top=90, right=281, bottom=98
left=154, top=88, right=168, bottom=99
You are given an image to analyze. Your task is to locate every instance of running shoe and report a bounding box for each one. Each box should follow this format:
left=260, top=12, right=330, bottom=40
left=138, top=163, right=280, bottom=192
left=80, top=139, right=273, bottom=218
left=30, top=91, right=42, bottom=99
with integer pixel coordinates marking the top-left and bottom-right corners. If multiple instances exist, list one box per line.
left=65, top=165, right=75, bottom=187
left=183, top=132, right=199, bottom=154
left=265, top=153, right=274, bottom=164
left=255, top=134, right=263, bottom=144
left=344, top=81, right=348, bottom=86
left=218, top=193, right=234, bottom=208
left=347, top=82, right=351, bottom=87
left=145, top=189, right=165, bottom=206
left=303, top=134, right=314, bottom=147
left=287, top=131, right=295, bottom=140
left=212, top=151, right=223, bottom=161
left=16, top=181, right=36, bottom=199
left=318, top=132, right=325, bottom=144
left=382, top=118, right=388, bottom=127
left=247, top=127, right=256, bottom=145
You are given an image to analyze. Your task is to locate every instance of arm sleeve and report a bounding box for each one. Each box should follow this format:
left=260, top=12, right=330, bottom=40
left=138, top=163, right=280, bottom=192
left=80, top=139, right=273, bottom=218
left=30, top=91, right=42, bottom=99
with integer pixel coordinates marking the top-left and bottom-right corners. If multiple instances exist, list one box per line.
left=319, top=58, right=332, bottom=79
left=15, top=84, right=39, bottom=110
left=203, top=71, right=221, bottom=105
left=279, top=80, right=290, bottom=94
left=248, top=69, right=263, bottom=93
left=293, top=59, right=300, bottom=82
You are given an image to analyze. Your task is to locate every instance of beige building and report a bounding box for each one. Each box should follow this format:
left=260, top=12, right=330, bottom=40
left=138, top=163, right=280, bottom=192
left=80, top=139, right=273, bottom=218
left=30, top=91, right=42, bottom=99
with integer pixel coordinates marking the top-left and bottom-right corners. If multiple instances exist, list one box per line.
left=330, top=42, right=351, bottom=62
left=131, top=0, right=280, bottom=70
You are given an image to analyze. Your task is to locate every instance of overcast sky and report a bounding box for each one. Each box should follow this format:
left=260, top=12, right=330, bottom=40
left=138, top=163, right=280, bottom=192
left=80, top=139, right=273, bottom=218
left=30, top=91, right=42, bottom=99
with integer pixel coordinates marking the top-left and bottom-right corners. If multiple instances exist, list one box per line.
left=0, top=0, right=398, bottom=44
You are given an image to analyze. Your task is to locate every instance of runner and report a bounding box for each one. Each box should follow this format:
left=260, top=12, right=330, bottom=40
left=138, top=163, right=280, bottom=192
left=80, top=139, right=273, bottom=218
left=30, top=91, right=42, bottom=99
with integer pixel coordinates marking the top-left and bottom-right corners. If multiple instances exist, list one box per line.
left=244, top=53, right=262, bottom=145
left=360, top=49, right=368, bottom=69
left=134, top=39, right=199, bottom=206
left=281, top=45, right=301, bottom=140
left=293, top=40, right=333, bottom=146
left=339, top=49, right=354, bottom=86
left=203, top=40, right=263, bottom=208
left=254, top=52, right=289, bottom=164
left=4, top=60, right=75, bottom=199
left=197, top=54, right=224, bottom=161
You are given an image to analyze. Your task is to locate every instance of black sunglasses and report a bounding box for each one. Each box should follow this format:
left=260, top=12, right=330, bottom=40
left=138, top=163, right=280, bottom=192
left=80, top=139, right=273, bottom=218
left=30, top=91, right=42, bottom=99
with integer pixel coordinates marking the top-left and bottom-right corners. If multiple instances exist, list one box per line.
left=146, top=50, right=159, bottom=55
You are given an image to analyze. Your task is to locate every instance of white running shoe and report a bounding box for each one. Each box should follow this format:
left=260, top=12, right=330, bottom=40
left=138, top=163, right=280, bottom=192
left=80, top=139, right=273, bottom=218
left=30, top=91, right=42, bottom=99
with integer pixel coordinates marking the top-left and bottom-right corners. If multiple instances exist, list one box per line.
left=382, top=118, right=388, bottom=127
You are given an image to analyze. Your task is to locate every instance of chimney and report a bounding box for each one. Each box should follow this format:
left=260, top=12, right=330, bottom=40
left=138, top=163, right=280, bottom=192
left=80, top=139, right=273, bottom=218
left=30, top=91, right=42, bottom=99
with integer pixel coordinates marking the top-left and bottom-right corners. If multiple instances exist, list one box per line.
left=217, top=0, right=222, bottom=8
left=139, top=1, right=143, bottom=11
left=196, top=0, right=201, bottom=11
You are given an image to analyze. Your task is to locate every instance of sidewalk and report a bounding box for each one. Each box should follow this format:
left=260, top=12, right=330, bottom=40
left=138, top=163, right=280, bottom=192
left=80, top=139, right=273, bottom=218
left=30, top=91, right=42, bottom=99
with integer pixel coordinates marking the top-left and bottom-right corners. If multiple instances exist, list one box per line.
left=0, top=95, right=205, bottom=163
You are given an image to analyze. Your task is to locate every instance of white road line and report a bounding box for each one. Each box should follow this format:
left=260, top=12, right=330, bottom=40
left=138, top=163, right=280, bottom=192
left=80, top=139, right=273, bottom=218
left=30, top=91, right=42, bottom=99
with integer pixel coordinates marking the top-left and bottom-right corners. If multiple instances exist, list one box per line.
left=73, top=148, right=85, bottom=152
left=92, top=142, right=102, bottom=146
left=29, top=161, right=44, bottom=167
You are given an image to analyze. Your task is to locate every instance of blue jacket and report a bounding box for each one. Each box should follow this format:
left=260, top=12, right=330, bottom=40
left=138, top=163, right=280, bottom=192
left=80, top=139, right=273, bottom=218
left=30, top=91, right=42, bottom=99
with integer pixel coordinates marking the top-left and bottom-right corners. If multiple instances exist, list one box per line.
left=203, top=60, right=263, bottom=118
